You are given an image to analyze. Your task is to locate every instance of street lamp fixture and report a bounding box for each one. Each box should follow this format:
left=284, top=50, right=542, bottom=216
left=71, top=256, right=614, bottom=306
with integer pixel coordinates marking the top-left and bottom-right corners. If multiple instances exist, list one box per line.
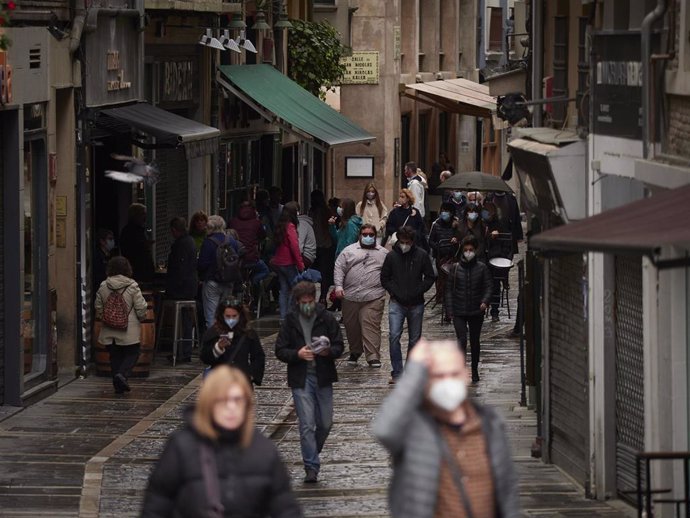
left=274, top=9, right=292, bottom=30
left=251, top=10, right=271, bottom=31
left=228, top=12, right=246, bottom=30
left=199, top=28, right=225, bottom=50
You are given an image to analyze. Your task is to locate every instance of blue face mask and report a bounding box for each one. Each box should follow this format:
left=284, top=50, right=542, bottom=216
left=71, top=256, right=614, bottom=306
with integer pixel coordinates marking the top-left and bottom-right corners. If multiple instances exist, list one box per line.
left=361, top=235, right=376, bottom=246
left=481, top=210, right=491, bottom=221
left=467, top=212, right=479, bottom=222
left=224, top=317, right=239, bottom=329
left=336, top=206, right=343, bottom=217
left=439, top=211, right=451, bottom=222
left=453, top=191, right=464, bottom=202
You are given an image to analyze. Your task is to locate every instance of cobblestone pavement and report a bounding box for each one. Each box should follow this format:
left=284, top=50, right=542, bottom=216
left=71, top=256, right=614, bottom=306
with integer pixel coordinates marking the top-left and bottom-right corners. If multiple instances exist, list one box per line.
left=0, top=274, right=636, bottom=517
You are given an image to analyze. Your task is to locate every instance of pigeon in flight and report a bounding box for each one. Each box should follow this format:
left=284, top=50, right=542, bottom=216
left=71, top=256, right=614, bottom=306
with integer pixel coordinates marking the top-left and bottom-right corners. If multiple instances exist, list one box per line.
left=105, top=153, right=160, bottom=186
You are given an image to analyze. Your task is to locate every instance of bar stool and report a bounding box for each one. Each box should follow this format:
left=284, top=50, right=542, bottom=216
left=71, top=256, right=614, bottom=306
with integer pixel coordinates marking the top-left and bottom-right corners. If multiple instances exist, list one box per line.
left=156, top=300, right=199, bottom=366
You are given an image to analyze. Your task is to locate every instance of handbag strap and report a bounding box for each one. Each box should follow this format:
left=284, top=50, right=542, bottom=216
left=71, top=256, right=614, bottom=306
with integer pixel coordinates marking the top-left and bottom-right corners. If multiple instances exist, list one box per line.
left=199, top=441, right=225, bottom=518
left=438, top=431, right=477, bottom=518
left=401, top=214, right=411, bottom=228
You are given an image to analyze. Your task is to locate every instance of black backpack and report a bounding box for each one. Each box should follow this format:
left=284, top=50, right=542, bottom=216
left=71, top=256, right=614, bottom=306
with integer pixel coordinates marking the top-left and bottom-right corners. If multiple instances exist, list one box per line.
left=210, top=236, right=242, bottom=284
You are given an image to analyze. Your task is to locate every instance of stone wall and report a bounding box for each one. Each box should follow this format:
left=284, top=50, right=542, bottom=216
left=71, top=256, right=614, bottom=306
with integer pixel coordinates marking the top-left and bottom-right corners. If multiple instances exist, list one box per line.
left=667, top=95, right=690, bottom=159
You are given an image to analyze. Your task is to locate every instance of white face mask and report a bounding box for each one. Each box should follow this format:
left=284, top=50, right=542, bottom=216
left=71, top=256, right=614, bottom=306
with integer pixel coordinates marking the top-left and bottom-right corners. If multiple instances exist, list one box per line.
left=399, top=243, right=411, bottom=254
left=428, top=378, right=467, bottom=412
left=463, top=251, right=476, bottom=261
left=366, top=192, right=376, bottom=200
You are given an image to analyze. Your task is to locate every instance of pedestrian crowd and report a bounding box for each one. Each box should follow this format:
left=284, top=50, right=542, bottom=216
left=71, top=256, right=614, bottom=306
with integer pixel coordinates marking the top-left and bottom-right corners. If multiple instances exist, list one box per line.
left=93, top=159, right=524, bottom=517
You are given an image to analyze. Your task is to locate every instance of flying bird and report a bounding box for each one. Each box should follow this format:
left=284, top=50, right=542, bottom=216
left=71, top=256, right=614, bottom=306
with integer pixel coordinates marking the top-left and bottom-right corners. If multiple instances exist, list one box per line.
left=105, top=153, right=160, bottom=186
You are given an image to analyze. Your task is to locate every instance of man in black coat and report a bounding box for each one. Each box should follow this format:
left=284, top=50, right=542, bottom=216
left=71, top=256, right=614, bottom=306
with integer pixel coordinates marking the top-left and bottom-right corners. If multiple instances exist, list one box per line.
left=166, top=217, right=199, bottom=362
left=380, top=226, right=436, bottom=384
left=275, top=281, right=344, bottom=484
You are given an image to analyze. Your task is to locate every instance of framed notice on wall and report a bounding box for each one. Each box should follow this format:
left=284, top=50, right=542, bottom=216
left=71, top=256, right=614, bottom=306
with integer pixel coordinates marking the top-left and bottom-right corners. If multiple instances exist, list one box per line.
left=345, top=156, right=374, bottom=178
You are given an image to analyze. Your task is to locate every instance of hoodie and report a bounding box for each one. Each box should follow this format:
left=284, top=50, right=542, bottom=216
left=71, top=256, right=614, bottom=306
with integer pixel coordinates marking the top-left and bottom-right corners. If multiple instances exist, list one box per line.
left=297, top=215, right=317, bottom=264
left=95, top=274, right=148, bottom=346
left=229, top=206, right=266, bottom=264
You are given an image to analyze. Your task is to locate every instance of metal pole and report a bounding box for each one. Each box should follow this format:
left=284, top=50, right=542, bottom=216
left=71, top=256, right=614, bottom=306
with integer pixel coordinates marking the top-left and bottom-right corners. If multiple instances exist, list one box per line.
left=531, top=0, right=543, bottom=127
left=519, top=259, right=527, bottom=406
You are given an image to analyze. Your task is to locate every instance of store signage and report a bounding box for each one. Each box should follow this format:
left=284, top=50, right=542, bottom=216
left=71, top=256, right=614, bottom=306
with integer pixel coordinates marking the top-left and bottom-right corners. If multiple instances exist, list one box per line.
left=341, top=51, right=379, bottom=85
left=0, top=51, right=13, bottom=104
left=592, top=32, right=656, bottom=140
left=161, top=60, right=195, bottom=102
left=393, top=26, right=401, bottom=61
left=106, top=49, right=131, bottom=92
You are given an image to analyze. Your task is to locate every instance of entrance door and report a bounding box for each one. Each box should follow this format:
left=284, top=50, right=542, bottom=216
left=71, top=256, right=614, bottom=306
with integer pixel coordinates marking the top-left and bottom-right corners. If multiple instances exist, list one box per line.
left=22, top=137, right=49, bottom=385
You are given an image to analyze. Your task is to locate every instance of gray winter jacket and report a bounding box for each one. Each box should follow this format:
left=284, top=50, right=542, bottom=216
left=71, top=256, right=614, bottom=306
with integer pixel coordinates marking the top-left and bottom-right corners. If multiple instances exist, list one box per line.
left=372, top=361, right=520, bottom=518
left=297, top=215, right=317, bottom=263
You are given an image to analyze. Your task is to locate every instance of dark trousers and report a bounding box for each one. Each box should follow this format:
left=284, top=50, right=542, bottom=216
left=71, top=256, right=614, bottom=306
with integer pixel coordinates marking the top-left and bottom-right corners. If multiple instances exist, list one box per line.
left=108, top=342, right=140, bottom=384
left=452, top=315, right=484, bottom=371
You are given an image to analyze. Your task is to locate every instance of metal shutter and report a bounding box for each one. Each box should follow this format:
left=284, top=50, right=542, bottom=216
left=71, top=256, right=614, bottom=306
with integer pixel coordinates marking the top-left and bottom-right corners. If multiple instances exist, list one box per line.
left=548, top=254, right=589, bottom=488
left=155, top=147, right=188, bottom=264
left=614, top=256, right=644, bottom=498
left=0, top=123, right=4, bottom=404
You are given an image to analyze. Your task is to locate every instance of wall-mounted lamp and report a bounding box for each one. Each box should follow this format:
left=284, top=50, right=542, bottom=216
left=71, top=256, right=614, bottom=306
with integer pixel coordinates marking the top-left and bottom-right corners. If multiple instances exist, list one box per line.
left=274, top=9, right=292, bottom=30
left=219, top=29, right=241, bottom=52
left=251, top=10, right=271, bottom=31
left=228, top=13, right=246, bottom=30
left=199, top=28, right=224, bottom=50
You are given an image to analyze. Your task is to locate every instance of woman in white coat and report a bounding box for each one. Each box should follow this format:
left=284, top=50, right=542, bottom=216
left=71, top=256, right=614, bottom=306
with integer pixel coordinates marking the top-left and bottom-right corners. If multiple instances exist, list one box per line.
left=355, top=183, right=388, bottom=244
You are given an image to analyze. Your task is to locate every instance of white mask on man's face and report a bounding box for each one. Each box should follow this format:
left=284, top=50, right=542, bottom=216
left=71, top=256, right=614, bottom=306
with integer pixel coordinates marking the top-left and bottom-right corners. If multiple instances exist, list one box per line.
left=428, top=378, right=467, bottom=412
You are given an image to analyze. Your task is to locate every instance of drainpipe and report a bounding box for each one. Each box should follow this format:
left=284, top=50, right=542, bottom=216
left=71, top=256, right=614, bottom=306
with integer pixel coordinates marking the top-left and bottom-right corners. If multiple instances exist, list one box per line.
left=531, top=0, right=543, bottom=127
left=641, top=0, right=667, bottom=159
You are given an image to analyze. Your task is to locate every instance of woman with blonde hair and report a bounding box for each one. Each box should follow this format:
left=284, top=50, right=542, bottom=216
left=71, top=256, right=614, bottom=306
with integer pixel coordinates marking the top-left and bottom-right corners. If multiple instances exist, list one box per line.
left=142, top=365, right=301, bottom=517
left=355, top=183, right=388, bottom=242
left=384, top=188, right=427, bottom=250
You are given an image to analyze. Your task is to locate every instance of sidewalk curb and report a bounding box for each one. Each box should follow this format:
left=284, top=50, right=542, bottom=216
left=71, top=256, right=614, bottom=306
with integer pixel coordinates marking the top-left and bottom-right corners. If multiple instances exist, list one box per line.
left=77, top=373, right=202, bottom=518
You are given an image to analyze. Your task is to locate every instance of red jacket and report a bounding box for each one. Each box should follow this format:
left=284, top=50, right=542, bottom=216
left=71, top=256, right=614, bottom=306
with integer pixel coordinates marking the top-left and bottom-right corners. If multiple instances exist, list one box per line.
left=229, top=206, right=265, bottom=264
left=272, top=222, right=304, bottom=271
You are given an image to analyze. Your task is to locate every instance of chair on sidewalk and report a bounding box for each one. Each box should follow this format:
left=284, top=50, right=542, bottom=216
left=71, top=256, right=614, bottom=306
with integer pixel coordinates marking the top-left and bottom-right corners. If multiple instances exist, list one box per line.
left=156, top=300, right=199, bottom=366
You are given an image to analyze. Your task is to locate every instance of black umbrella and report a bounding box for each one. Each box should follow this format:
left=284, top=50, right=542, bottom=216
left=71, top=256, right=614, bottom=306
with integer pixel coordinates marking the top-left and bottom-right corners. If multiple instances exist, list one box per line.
left=436, top=171, right=513, bottom=193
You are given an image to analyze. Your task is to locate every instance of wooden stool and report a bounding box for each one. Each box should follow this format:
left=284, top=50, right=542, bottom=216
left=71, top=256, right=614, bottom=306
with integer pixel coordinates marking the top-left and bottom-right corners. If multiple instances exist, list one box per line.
left=156, top=300, right=199, bottom=366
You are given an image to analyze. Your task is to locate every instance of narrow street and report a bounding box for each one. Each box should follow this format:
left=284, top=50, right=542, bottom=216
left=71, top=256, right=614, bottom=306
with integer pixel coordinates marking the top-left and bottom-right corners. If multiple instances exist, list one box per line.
left=0, top=276, right=634, bottom=517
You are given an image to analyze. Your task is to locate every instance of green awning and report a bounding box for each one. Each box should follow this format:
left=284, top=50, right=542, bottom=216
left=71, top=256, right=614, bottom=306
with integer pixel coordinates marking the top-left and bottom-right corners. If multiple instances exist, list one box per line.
left=217, top=64, right=375, bottom=148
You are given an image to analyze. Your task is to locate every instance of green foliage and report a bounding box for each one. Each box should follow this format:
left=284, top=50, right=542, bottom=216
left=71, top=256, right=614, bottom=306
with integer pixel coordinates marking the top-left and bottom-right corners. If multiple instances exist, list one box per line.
left=287, top=19, right=347, bottom=100
left=0, top=1, right=15, bottom=51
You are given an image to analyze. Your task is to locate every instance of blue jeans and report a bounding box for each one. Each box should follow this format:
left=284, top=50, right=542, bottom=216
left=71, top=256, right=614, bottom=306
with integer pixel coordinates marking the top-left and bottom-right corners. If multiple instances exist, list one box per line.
left=291, top=373, right=333, bottom=472
left=202, top=280, right=232, bottom=329
left=250, top=260, right=270, bottom=285
left=275, top=264, right=298, bottom=320
left=388, top=300, right=425, bottom=379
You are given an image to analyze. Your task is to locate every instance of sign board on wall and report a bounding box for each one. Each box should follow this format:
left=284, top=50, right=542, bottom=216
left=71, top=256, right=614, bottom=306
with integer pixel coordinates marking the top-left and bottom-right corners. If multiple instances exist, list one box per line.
left=592, top=32, right=657, bottom=140
left=341, top=51, right=379, bottom=85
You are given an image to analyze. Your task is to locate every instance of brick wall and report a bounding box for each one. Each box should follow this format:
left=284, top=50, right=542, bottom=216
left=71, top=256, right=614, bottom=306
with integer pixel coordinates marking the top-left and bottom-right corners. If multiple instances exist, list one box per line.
left=667, top=95, right=690, bottom=159
left=155, top=148, right=188, bottom=264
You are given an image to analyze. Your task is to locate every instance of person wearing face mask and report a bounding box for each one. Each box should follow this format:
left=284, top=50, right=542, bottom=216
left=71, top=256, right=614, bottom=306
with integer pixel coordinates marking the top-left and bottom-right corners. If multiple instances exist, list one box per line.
left=457, top=203, right=487, bottom=262
left=372, top=339, right=519, bottom=518
left=328, top=198, right=363, bottom=258
left=275, top=281, right=344, bottom=483
left=445, top=235, right=493, bottom=383
left=355, top=183, right=389, bottom=244
left=428, top=202, right=461, bottom=307
left=445, top=189, right=468, bottom=220
left=380, top=226, right=436, bottom=384
left=94, top=228, right=116, bottom=290
left=333, top=224, right=389, bottom=367
left=142, top=365, right=301, bottom=518
left=384, top=188, right=428, bottom=250
left=200, top=298, right=265, bottom=387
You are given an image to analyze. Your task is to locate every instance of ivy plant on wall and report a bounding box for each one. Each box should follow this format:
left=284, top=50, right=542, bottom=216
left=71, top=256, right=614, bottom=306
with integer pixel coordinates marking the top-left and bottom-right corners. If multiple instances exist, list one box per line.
left=287, top=19, right=347, bottom=100
left=0, top=0, right=15, bottom=50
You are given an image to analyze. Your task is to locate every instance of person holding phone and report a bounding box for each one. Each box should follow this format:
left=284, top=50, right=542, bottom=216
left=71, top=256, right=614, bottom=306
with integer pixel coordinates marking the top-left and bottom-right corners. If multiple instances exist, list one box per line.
left=275, top=281, right=344, bottom=483
left=200, top=298, right=265, bottom=387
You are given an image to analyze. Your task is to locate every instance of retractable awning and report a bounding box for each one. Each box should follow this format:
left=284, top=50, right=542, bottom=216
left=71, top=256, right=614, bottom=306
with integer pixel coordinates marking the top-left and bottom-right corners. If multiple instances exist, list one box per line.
left=402, top=78, right=497, bottom=118
left=217, top=64, right=375, bottom=149
left=97, top=103, right=221, bottom=159
left=530, top=184, right=690, bottom=257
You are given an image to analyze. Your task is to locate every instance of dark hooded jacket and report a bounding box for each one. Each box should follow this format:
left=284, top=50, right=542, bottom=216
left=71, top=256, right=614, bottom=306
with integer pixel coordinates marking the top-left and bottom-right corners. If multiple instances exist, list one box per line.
left=229, top=206, right=266, bottom=264
left=200, top=325, right=266, bottom=386
left=142, top=415, right=301, bottom=518
left=380, top=243, right=436, bottom=306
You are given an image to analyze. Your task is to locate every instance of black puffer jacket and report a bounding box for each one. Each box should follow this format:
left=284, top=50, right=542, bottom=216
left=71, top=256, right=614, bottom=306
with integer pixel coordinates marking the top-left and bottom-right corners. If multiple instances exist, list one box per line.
left=142, top=425, right=301, bottom=518
left=200, top=326, right=266, bottom=386
left=428, top=219, right=459, bottom=260
left=275, top=306, right=344, bottom=389
left=381, top=244, right=436, bottom=306
left=444, top=257, right=493, bottom=317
